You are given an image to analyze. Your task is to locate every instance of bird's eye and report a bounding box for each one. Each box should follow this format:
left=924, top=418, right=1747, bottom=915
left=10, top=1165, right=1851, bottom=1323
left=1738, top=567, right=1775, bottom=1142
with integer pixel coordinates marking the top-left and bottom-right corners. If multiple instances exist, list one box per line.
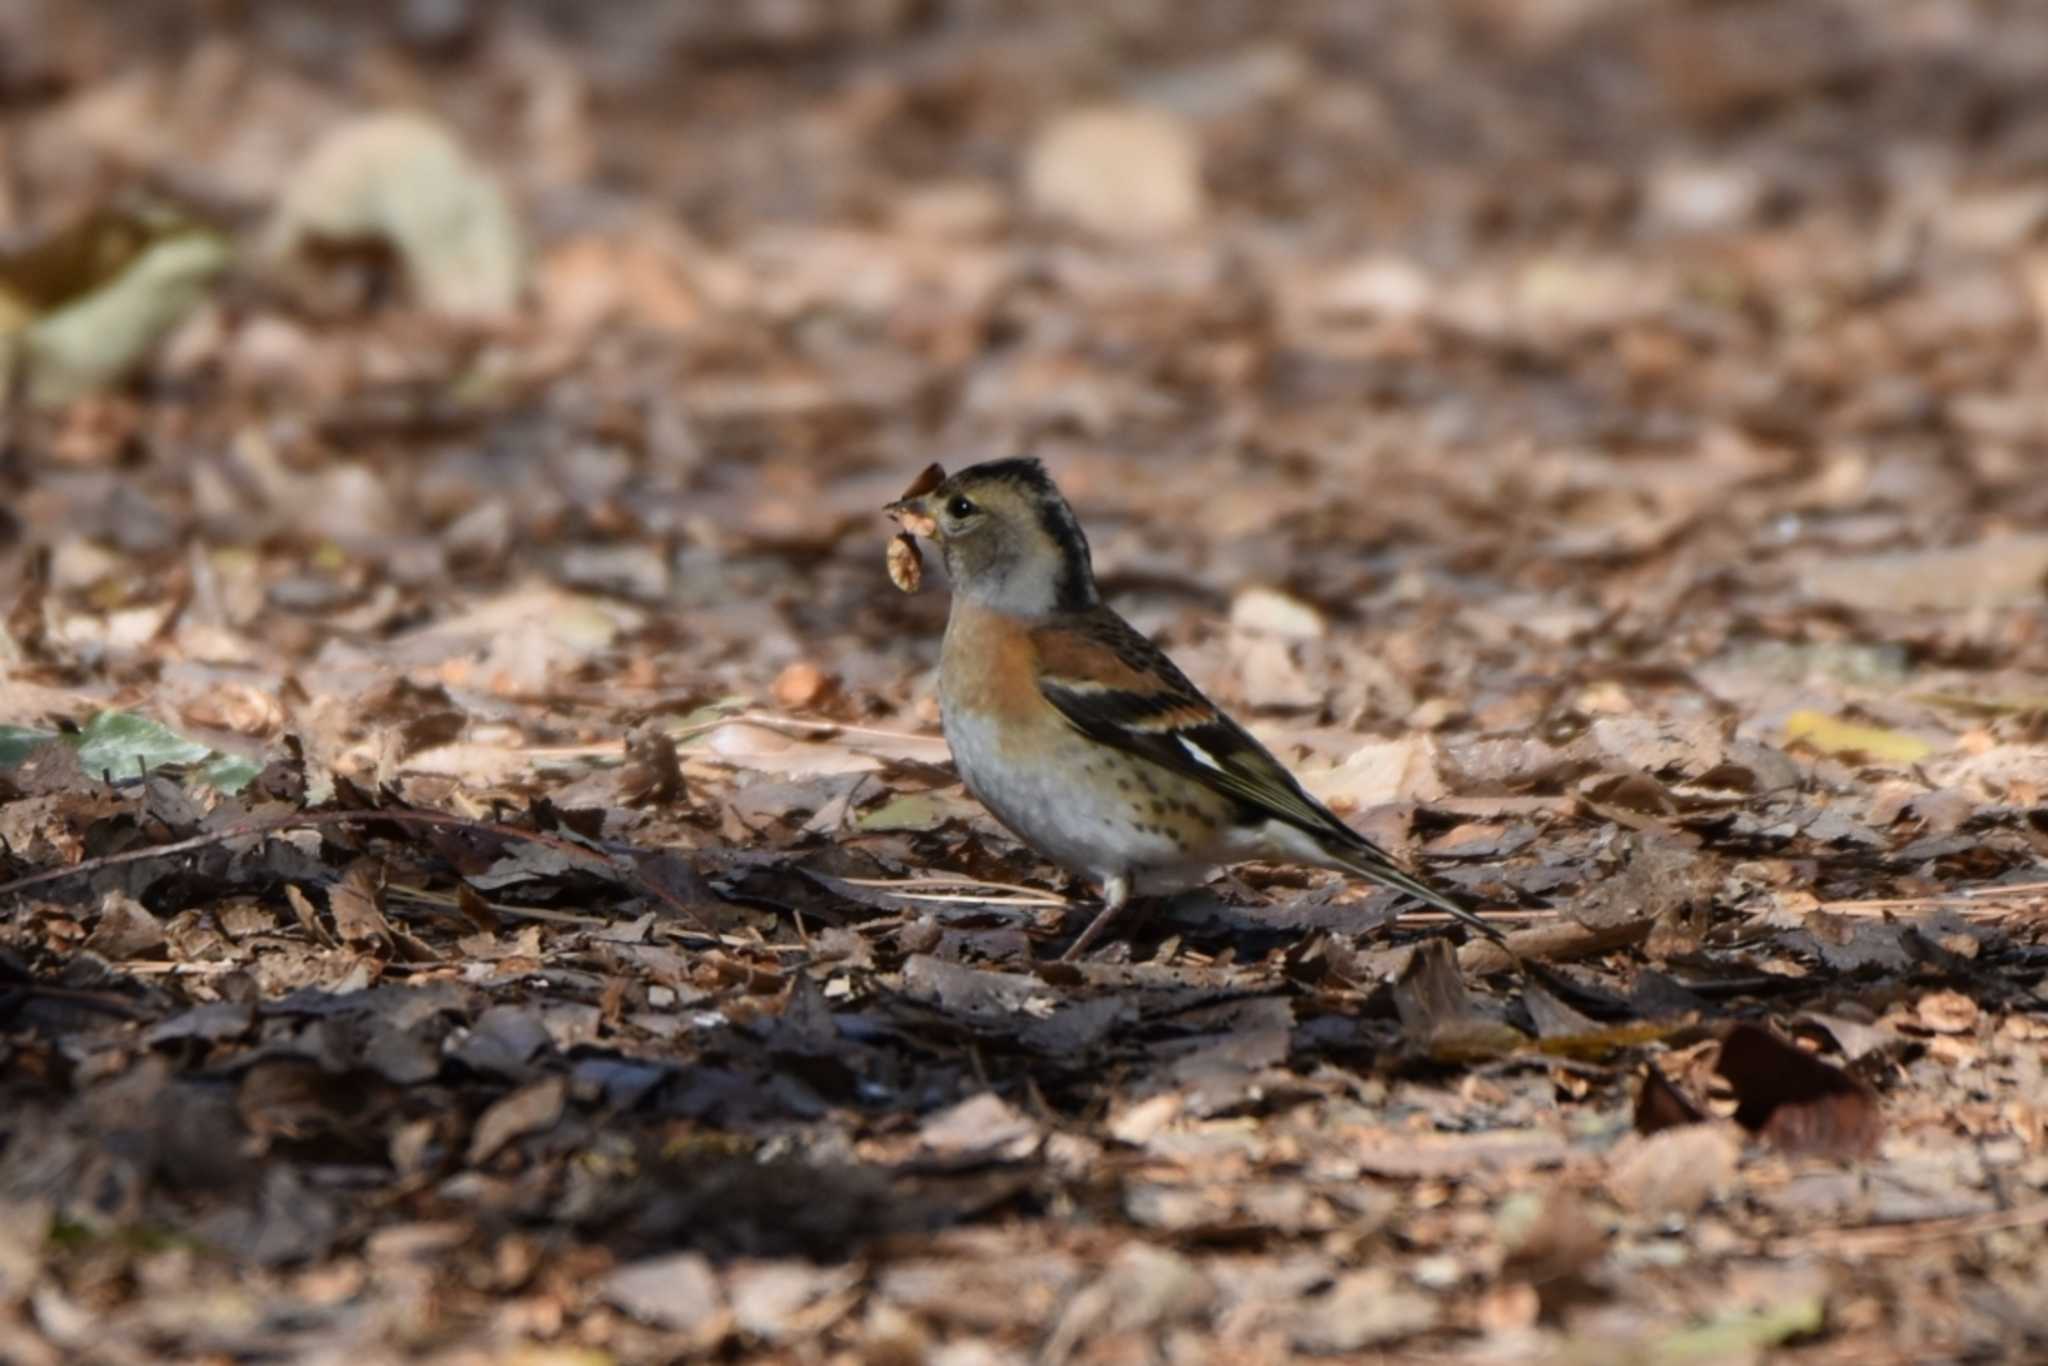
left=946, top=495, right=978, bottom=519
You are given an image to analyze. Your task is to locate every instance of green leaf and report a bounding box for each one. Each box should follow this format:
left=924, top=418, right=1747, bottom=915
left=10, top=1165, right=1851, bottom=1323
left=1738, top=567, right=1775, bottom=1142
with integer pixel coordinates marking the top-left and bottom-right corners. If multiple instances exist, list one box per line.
left=1648, top=1296, right=1825, bottom=1360
left=197, top=752, right=265, bottom=794
left=23, top=229, right=230, bottom=406
left=73, top=710, right=213, bottom=780
left=0, top=724, right=56, bottom=767
left=1, top=712, right=270, bottom=795
left=853, top=792, right=953, bottom=833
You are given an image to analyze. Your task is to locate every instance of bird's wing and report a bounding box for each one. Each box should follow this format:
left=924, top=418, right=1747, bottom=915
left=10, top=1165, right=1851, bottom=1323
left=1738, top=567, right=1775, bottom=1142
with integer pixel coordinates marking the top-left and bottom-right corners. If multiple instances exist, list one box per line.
left=1030, top=609, right=1363, bottom=843
left=1032, top=608, right=1501, bottom=939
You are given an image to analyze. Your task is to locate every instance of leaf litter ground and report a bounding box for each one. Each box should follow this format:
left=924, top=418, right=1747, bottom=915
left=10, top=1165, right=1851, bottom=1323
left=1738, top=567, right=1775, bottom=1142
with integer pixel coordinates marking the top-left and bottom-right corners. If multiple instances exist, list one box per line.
left=3, top=2, right=2048, bottom=1361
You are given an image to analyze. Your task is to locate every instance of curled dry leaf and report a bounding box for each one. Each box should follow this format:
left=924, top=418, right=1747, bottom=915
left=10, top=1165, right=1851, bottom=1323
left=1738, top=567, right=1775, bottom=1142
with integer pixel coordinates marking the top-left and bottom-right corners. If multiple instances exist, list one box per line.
left=328, top=859, right=392, bottom=949
left=1392, top=938, right=1527, bottom=1063
left=82, top=890, right=167, bottom=961
left=1634, top=1063, right=1707, bottom=1135
left=773, top=661, right=838, bottom=710
left=886, top=531, right=924, bottom=593
left=1912, top=989, right=1979, bottom=1034
left=264, top=111, right=525, bottom=318
left=1715, top=1022, right=1884, bottom=1159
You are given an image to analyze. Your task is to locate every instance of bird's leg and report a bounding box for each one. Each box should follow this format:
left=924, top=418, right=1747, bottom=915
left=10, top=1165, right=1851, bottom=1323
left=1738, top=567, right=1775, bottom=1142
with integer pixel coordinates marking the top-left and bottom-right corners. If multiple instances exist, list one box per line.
left=1060, top=873, right=1131, bottom=962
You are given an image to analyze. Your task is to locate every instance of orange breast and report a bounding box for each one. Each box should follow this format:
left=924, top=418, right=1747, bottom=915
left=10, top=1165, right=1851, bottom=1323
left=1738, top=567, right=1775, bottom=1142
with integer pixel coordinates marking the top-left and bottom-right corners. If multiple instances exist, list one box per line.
left=941, top=600, right=1048, bottom=736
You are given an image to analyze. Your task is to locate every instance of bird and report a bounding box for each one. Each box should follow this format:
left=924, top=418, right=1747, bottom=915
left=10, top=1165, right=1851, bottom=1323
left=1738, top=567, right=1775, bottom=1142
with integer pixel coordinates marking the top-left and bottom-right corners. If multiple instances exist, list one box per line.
left=886, top=456, right=1502, bottom=959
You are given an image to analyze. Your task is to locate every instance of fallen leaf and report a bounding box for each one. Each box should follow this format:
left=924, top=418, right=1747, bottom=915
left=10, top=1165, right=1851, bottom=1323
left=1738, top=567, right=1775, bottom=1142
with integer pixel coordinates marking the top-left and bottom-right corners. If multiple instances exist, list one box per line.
left=1392, top=939, right=1528, bottom=1062
left=917, top=1092, right=1040, bottom=1161
left=1288, top=1269, right=1439, bottom=1352
left=1801, top=537, right=2048, bottom=611
left=1025, top=105, right=1205, bottom=239
left=726, top=1260, right=859, bottom=1344
left=1643, top=1296, right=1827, bottom=1359
left=1913, top=989, right=1979, bottom=1034
left=265, top=110, right=525, bottom=317
left=852, top=791, right=957, bottom=832
left=81, top=890, right=166, bottom=960
left=1633, top=1064, right=1707, bottom=1135
left=466, top=1075, right=568, bottom=1165
left=1229, top=586, right=1326, bottom=639
left=1232, top=635, right=1322, bottom=710
left=326, top=861, right=391, bottom=948
left=5, top=205, right=229, bottom=406
left=603, top=1252, right=727, bottom=1339
left=1784, top=710, right=1935, bottom=763
left=772, top=662, right=838, bottom=710
left=1715, top=1023, right=1884, bottom=1159
left=1605, top=1123, right=1742, bottom=1217
left=1041, top=1244, right=1211, bottom=1361
left=73, top=709, right=213, bottom=781
left=1303, top=736, right=1446, bottom=809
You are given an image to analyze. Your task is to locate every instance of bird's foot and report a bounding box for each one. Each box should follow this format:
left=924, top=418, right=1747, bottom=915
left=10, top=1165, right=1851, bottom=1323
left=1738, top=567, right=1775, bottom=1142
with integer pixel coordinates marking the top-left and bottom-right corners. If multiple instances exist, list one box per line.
left=1057, top=874, right=1131, bottom=962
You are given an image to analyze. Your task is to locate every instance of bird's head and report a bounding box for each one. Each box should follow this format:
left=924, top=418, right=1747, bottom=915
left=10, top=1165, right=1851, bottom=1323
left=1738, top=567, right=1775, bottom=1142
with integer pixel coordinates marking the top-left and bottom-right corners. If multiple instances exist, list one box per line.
left=886, top=457, right=1098, bottom=616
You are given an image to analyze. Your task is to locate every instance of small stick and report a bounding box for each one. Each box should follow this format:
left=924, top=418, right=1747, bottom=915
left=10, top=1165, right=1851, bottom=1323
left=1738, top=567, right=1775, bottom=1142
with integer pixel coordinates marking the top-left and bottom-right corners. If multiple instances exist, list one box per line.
left=1457, top=918, right=1655, bottom=974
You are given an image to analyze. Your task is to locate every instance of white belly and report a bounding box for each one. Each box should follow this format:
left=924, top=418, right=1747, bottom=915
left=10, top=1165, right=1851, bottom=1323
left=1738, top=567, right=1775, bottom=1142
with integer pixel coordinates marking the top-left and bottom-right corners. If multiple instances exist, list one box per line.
left=941, top=706, right=1211, bottom=891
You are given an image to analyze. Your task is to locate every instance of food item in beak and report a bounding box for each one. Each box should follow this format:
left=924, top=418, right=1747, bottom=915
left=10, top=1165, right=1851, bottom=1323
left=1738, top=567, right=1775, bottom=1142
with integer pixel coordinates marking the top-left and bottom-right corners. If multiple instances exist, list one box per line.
left=886, top=530, right=924, bottom=593
left=886, top=461, right=947, bottom=539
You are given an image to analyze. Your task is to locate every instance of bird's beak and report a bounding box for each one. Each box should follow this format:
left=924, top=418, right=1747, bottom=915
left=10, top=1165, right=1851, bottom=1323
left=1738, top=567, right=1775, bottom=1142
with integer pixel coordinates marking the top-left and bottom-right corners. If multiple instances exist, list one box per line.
left=885, top=494, right=938, bottom=538
left=885, top=462, right=947, bottom=537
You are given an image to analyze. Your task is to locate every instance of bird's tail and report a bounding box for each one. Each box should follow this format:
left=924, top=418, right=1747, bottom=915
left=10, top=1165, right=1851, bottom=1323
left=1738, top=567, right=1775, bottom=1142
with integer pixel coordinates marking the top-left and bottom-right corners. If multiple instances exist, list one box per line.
left=1321, top=839, right=1505, bottom=943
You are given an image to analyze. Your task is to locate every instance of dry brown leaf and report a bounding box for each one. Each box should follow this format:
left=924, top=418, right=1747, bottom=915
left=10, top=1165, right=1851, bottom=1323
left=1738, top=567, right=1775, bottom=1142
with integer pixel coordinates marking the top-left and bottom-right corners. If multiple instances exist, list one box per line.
left=1606, top=1124, right=1742, bottom=1217
left=466, top=1075, right=567, bottom=1165
left=1634, top=1064, right=1708, bottom=1135
left=1716, top=1023, right=1884, bottom=1159
left=772, top=661, right=839, bottom=711
left=1025, top=105, right=1205, bottom=240
left=327, top=860, right=391, bottom=948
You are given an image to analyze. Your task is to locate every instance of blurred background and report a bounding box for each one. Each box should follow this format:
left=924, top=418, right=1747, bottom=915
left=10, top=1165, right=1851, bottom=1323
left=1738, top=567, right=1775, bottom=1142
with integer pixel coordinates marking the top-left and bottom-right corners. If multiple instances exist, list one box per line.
left=6, top=9, right=2048, bottom=1359
left=3, top=0, right=2045, bottom=751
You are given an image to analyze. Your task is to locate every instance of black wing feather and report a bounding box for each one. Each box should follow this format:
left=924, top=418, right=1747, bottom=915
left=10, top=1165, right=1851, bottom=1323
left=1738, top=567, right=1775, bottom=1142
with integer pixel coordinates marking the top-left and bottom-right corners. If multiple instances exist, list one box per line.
left=1037, top=614, right=1385, bottom=848
left=1036, top=612, right=1503, bottom=940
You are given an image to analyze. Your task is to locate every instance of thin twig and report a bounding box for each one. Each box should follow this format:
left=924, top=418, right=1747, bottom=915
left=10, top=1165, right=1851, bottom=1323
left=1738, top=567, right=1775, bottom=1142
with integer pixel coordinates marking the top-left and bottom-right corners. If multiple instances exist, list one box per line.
left=385, top=884, right=613, bottom=928
left=1458, top=917, right=1656, bottom=974
left=836, top=874, right=1069, bottom=907
left=1962, top=880, right=2048, bottom=898
left=1765, top=1200, right=2048, bottom=1257
left=1818, top=900, right=2029, bottom=920
left=116, top=960, right=249, bottom=977
left=871, top=890, right=1061, bottom=908
left=704, top=712, right=943, bottom=746
left=1403, top=908, right=1555, bottom=925
left=1820, top=883, right=2048, bottom=916
left=439, top=712, right=946, bottom=766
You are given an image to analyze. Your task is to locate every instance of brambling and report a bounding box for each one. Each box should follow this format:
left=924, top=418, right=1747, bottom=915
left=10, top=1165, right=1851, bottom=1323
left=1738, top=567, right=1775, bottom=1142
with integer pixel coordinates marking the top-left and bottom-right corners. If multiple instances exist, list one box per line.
left=887, top=457, right=1502, bottom=959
